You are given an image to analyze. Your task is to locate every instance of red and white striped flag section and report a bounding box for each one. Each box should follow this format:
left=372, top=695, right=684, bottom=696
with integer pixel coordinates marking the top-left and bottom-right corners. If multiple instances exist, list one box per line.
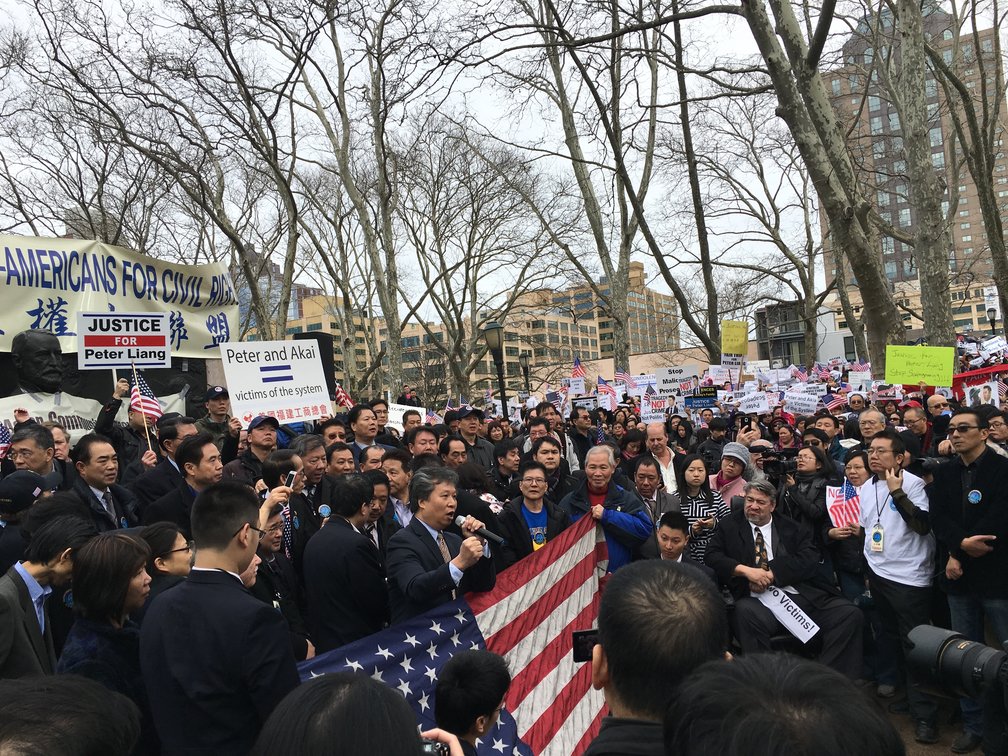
left=999, top=376, right=1008, bottom=399
left=571, top=357, right=586, bottom=379
left=297, top=517, right=608, bottom=756
left=424, top=409, right=442, bottom=424
left=826, top=480, right=861, bottom=528
left=615, top=368, right=636, bottom=389
left=597, top=376, right=617, bottom=399
left=334, top=382, right=355, bottom=408
left=129, top=372, right=163, bottom=420
left=823, top=393, right=847, bottom=413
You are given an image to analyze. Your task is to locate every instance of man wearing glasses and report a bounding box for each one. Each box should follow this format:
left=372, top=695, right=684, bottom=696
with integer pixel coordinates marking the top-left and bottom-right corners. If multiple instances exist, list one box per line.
left=858, top=428, right=938, bottom=744
left=496, top=461, right=571, bottom=571
left=929, top=409, right=1008, bottom=754
left=140, top=481, right=299, bottom=755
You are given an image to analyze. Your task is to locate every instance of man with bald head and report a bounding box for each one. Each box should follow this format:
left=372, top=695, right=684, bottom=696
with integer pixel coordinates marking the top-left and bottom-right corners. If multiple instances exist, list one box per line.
left=645, top=423, right=680, bottom=493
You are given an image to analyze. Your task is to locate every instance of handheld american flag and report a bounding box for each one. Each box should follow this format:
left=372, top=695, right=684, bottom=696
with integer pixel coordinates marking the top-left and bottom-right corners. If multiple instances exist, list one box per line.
left=571, top=358, right=586, bottom=379
left=597, top=376, right=617, bottom=399
left=334, top=382, right=355, bottom=409
left=129, top=372, right=163, bottom=420
left=615, top=368, right=636, bottom=389
left=297, top=517, right=608, bottom=755
left=0, top=424, right=10, bottom=460
left=826, top=479, right=861, bottom=528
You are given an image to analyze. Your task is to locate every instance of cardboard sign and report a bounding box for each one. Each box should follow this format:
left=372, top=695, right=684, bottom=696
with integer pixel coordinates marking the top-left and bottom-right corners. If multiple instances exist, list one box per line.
left=77, top=312, right=170, bottom=370
left=783, top=390, right=820, bottom=415
left=737, top=391, right=770, bottom=415
left=385, top=402, right=429, bottom=434
left=708, top=365, right=732, bottom=384
left=721, top=320, right=749, bottom=355
left=568, top=377, right=586, bottom=397
left=220, top=340, right=331, bottom=425
left=656, top=365, right=700, bottom=396
left=884, top=345, right=955, bottom=387
left=755, top=585, right=820, bottom=644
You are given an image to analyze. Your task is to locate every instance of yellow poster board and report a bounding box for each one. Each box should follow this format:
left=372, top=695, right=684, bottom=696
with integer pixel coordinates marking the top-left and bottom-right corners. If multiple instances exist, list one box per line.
left=720, top=320, right=749, bottom=356
left=884, top=345, right=955, bottom=386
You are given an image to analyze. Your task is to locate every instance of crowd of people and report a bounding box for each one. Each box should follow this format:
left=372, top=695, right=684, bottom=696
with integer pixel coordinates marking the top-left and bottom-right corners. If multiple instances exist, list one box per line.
left=1, top=373, right=1007, bottom=755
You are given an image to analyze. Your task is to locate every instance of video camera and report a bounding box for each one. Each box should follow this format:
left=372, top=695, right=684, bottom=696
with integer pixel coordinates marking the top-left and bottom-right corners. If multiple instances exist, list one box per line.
left=908, top=625, right=1008, bottom=699
left=761, top=447, right=799, bottom=478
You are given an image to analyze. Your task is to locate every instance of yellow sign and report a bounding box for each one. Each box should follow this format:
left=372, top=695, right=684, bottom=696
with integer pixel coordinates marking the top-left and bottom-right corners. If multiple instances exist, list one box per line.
left=721, top=320, right=749, bottom=356
left=884, top=345, right=955, bottom=386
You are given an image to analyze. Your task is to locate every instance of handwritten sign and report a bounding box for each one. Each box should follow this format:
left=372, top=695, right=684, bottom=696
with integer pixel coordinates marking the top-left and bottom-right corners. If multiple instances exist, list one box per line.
left=567, top=377, right=586, bottom=397
left=721, top=320, right=749, bottom=355
left=737, top=391, right=770, bottom=414
left=783, top=390, right=820, bottom=415
left=884, top=345, right=955, bottom=387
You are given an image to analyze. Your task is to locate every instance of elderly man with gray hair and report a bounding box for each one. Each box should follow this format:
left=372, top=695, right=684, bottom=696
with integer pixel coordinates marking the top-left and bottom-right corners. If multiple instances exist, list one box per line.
left=705, top=478, right=863, bottom=679
left=559, top=445, right=652, bottom=572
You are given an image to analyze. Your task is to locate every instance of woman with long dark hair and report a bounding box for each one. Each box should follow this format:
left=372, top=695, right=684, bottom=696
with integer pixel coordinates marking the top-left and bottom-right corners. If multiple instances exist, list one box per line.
left=675, top=453, right=730, bottom=563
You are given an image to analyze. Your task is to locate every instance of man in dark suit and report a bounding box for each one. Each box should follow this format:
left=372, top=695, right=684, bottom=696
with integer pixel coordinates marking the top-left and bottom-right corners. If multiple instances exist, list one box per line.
left=140, top=481, right=299, bottom=755
left=144, top=433, right=223, bottom=538
left=130, top=414, right=198, bottom=513
left=303, top=474, right=389, bottom=653
left=634, top=455, right=681, bottom=560
left=650, top=511, right=716, bottom=583
left=0, top=515, right=94, bottom=678
left=69, top=434, right=140, bottom=533
left=347, top=405, right=396, bottom=466
left=705, top=478, right=863, bottom=679
left=361, top=469, right=400, bottom=563
left=386, top=467, right=496, bottom=623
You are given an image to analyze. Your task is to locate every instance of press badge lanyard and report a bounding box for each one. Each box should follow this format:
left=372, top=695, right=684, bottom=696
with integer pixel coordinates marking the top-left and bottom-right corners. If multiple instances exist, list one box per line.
left=870, top=479, right=890, bottom=553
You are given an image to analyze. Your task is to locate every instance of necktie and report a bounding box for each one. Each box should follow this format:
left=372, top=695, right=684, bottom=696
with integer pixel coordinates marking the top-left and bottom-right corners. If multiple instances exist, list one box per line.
left=754, top=526, right=769, bottom=570
left=101, top=492, right=116, bottom=521
left=281, top=505, right=293, bottom=562
left=436, top=533, right=456, bottom=600
left=365, top=524, right=379, bottom=549
left=34, top=595, right=46, bottom=634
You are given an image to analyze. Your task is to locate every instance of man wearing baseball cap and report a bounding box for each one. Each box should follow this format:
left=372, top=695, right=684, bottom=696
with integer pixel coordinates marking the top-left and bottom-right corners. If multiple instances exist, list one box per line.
left=222, top=415, right=279, bottom=487
left=196, top=386, right=243, bottom=461
left=0, top=470, right=59, bottom=573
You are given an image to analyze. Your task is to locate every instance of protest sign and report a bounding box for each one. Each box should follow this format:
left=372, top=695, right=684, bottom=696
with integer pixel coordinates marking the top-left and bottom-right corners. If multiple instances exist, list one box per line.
left=640, top=396, right=668, bottom=424
left=884, top=345, right=955, bottom=387
left=0, top=233, right=238, bottom=357
left=737, top=391, right=770, bottom=415
left=567, top=377, right=586, bottom=396
left=782, top=390, right=820, bottom=415
left=720, top=320, right=749, bottom=355
left=708, top=365, right=732, bottom=384
left=655, top=365, right=700, bottom=396
left=220, top=340, right=331, bottom=425
left=683, top=386, right=717, bottom=409
left=572, top=395, right=599, bottom=411
left=385, top=402, right=429, bottom=434
left=77, top=312, right=170, bottom=370
left=847, top=370, right=872, bottom=389
left=0, top=389, right=186, bottom=437
left=982, top=335, right=1008, bottom=354
left=716, top=390, right=736, bottom=404
left=755, top=586, right=820, bottom=644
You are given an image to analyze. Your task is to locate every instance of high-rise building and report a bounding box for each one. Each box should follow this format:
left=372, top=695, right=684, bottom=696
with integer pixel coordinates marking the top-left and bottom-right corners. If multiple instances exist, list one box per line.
left=822, top=4, right=1007, bottom=288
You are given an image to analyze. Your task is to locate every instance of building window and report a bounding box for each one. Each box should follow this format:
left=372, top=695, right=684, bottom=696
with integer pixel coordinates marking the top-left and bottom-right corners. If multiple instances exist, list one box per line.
left=869, top=95, right=881, bottom=112
left=929, top=127, right=943, bottom=146
left=870, top=116, right=883, bottom=134
left=832, top=79, right=842, bottom=96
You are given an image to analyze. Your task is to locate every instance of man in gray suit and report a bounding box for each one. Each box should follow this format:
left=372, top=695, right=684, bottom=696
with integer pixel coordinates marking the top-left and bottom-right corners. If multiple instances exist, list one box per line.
left=0, top=516, right=94, bottom=678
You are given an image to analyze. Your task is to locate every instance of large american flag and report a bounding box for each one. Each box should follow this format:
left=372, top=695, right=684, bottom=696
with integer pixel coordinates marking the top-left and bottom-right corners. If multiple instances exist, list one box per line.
left=826, top=479, right=861, bottom=528
left=615, top=368, right=636, bottom=389
left=129, top=372, right=163, bottom=419
left=0, top=424, right=10, bottom=460
left=298, top=517, right=608, bottom=755
left=823, top=393, right=847, bottom=413
left=571, top=358, right=586, bottom=379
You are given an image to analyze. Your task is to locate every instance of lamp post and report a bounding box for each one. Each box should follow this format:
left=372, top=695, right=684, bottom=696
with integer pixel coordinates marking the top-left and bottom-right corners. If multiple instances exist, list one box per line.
left=988, top=307, right=998, bottom=335
left=482, top=320, right=508, bottom=418
left=518, top=351, right=531, bottom=395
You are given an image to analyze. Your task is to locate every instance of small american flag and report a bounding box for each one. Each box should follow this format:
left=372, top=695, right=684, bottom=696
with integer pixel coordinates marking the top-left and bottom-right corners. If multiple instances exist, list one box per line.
left=597, top=376, right=617, bottom=399
left=571, top=357, right=586, bottom=379
left=823, top=394, right=847, bottom=413
left=334, top=382, right=355, bottom=409
left=827, top=479, right=861, bottom=528
left=129, top=372, right=163, bottom=420
left=615, top=368, right=635, bottom=389
left=298, top=517, right=608, bottom=755
left=596, top=422, right=606, bottom=444
left=850, top=359, right=871, bottom=372
left=998, top=376, right=1007, bottom=399
left=813, top=362, right=832, bottom=380
left=424, top=410, right=443, bottom=425
left=792, top=366, right=808, bottom=382
left=0, top=424, right=10, bottom=460
left=545, top=390, right=564, bottom=413
left=644, top=383, right=657, bottom=399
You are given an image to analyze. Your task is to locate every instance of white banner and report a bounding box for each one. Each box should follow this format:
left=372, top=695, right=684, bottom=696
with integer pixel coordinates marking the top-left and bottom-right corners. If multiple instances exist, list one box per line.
left=219, top=340, right=331, bottom=426
left=737, top=391, right=770, bottom=414
left=656, top=364, right=700, bottom=396
left=755, top=585, right=820, bottom=644
left=77, top=312, right=170, bottom=370
left=0, top=389, right=187, bottom=436
left=782, top=390, right=820, bottom=415
left=568, top=377, right=586, bottom=397
left=0, top=234, right=238, bottom=357
left=708, top=365, right=732, bottom=384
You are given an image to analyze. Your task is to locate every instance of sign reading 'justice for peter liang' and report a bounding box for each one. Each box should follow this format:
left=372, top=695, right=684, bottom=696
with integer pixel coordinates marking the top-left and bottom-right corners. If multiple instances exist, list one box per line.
left=77, top=312, right=171, bottom=370
left=219, top=340, right=332, bottom=425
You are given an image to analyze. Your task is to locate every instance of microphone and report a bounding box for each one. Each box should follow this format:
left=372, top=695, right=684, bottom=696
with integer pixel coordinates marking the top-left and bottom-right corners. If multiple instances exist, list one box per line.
left=455, top=515, right=506, bottom=546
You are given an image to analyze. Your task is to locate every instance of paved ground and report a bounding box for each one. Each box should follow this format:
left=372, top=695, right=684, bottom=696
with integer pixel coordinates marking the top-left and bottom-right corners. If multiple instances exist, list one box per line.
left=884, top=690, right=967, bottom=756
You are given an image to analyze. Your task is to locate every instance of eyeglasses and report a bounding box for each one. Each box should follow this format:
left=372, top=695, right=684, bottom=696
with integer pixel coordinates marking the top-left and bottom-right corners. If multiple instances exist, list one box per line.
left=990, top=421, right=1006, bottom=429
left=948, top=424, right=981, bottom=434
left=168, top=541, right=194, bottom=555
left=521, top=478, right=547, bottom=485
left=867, top=447, right=893, bottom=455
left=233, top=523, right=267, bottom=540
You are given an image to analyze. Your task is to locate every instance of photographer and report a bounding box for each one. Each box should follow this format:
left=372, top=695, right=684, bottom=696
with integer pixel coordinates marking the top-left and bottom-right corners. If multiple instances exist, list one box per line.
left=929, top=408, right=1008, bottom=754
left=778, top=445, right=834, bottom=575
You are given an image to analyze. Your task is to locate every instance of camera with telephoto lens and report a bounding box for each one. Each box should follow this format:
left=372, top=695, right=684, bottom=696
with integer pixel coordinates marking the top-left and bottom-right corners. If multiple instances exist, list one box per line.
left=907, top=625, right=1008, bottom=699
left=761, top=448, right=799, bottom=478
left=906, top=456, right=951, bottom=478
left=420, top=739, right=450, bottom=756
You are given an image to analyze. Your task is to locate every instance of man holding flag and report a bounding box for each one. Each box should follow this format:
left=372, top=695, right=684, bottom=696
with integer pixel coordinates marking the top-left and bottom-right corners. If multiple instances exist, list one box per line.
left=95, top=374, right=161, bottom=483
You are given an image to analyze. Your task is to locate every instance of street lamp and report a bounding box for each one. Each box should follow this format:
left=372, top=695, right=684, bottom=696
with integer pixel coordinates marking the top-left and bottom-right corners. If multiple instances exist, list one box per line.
left=988, top=307, right=998, bottom=335
left=482, top=320, right=508, bottom=417
left=518, top=351, right=531, bottom=394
